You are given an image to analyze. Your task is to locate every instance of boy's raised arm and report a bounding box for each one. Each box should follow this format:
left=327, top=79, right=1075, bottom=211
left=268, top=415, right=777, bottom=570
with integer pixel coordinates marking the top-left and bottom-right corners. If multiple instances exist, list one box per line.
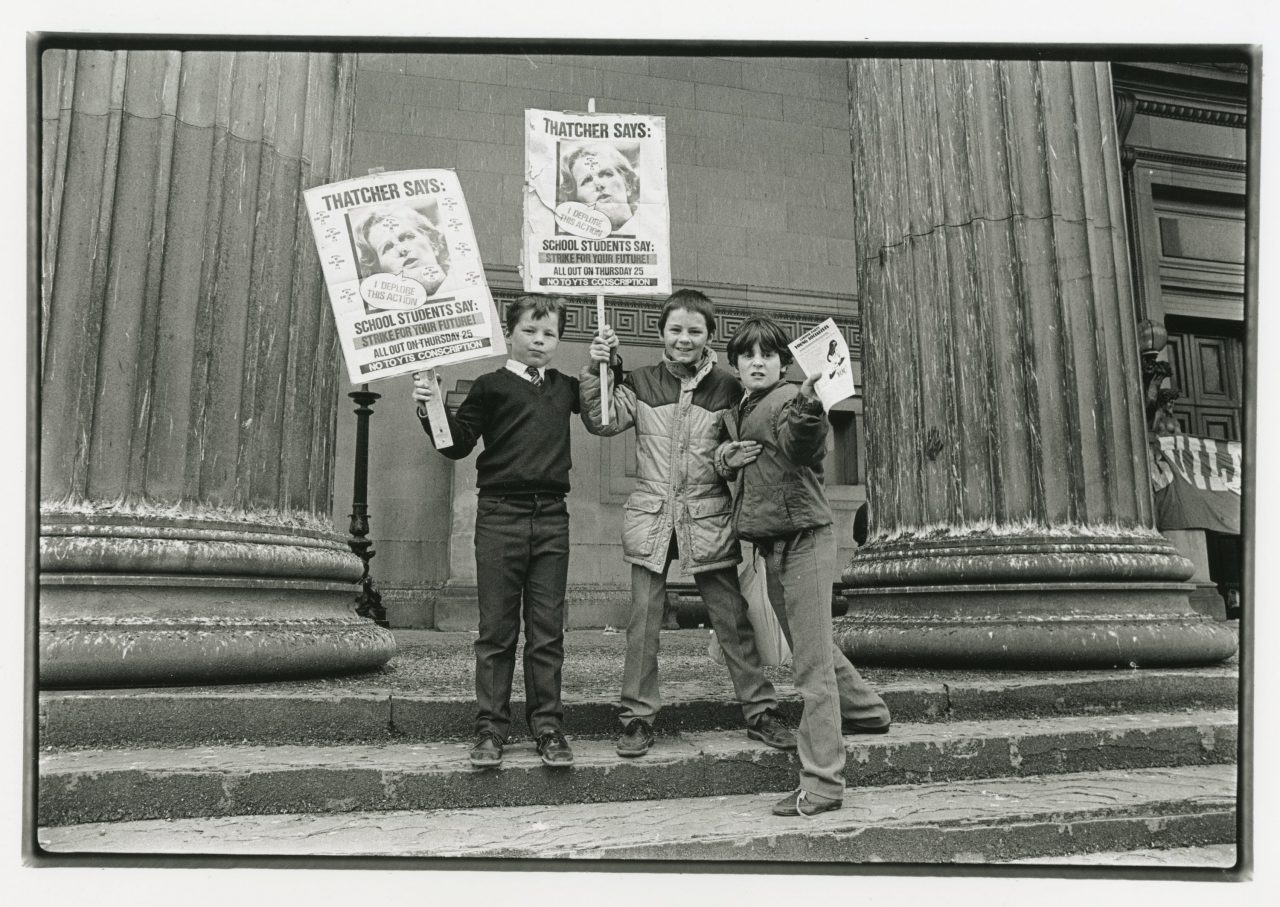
left=412, top=369, right=484, bottom=459
left=775, top=374, right=829, bottom=468
left=579, top=326, right=635, bottom=436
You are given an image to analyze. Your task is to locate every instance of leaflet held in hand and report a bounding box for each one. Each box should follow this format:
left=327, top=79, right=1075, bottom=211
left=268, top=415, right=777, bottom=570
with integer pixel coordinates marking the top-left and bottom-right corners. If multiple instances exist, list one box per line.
left=787, top=319, right=856, bottom=411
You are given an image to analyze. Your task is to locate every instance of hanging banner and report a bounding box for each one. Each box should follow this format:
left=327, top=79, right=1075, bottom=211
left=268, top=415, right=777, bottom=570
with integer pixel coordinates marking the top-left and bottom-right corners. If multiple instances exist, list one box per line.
left=304, top=169, right=506, bottom=385
left=522, top=109, right=671, bottom=296
left=1150, top=434, right=1242, bottom=534
left=788, top=318, right=857, bottom=411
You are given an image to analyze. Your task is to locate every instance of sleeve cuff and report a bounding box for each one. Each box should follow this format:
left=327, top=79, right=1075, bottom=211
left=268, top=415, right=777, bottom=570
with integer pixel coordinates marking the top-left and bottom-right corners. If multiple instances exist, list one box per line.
left=796, top=392, right=825, bottom=414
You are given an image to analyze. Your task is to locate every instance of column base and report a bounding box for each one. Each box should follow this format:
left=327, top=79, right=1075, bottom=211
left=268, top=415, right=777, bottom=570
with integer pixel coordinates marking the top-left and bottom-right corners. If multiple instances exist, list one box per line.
left=1187, top=582, right=1228, bottom=621
left=836, top=582, right=1238, bottom=669
left=39, top=575, right=396, bottom=688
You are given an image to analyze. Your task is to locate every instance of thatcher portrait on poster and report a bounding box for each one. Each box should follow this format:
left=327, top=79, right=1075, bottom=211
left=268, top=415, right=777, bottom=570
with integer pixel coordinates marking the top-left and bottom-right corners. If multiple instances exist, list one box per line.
left=557, top=141, right=641, bottom=236
left=352, top=199, right=452, bottom=297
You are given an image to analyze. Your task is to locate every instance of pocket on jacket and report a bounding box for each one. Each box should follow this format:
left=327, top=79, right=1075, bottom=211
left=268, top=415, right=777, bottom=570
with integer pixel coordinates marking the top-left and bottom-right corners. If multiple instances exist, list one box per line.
left=738, top=484, right=787, bottom=538
left=622, top=492, right=666, bottom=559
left=684, top=495, right=735, bottom=563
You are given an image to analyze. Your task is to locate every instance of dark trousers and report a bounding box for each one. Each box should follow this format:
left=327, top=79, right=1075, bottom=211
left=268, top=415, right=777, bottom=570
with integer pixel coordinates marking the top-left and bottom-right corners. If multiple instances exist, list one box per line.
left=473, top=493, right=570, bottom=740
left=620, top=534, right=778, bottom=726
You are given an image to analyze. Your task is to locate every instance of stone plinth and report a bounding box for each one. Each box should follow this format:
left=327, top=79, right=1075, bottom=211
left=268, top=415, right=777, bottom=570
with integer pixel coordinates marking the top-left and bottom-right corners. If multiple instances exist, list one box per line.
left=39, top=50, right=394, bottom=686
left=1161, top=529, right=1228, bottom=620
left=39, top=509, right=392, bottom=687
left=840, top=59, right=1235, bottom=668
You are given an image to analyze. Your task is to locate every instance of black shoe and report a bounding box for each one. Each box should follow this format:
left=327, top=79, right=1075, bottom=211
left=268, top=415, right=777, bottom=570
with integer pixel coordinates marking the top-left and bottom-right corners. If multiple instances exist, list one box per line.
left=841, top=719, right=891, bottom=735
left=469, top=732, right=503, bottom=769
left=747, top=709, right=797, bottom=751
left=616, top=718, right=655, bottom=757
left=772, top=788, right=842, bottom=817
left=536, top=729, right=575, bottom=768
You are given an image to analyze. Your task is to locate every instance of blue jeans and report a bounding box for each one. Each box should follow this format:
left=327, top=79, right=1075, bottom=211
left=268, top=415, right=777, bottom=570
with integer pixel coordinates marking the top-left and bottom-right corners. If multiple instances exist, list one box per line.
left=473, top=493, right=569, bottom=740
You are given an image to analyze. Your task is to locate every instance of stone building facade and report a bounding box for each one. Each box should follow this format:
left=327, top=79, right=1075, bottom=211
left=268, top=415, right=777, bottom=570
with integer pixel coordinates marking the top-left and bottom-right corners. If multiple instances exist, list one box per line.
left=37, top=48, right=1246, bottom=684
left=332, top=54, right=872, bottom=631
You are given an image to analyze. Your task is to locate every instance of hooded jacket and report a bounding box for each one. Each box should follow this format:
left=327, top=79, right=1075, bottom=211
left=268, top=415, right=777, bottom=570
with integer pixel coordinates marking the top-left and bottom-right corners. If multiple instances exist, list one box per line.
left=717, top=381, right=833, bottom=542
left=581, top=349, right=743, bottom=574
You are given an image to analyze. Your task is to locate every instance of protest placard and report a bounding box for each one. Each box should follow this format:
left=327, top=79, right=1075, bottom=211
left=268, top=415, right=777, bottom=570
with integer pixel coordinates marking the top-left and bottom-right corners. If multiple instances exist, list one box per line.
left=303, top=169, right=505, bottom=388
left=522, top=109, right=671, bottom=296
left=788, top=319, right=857, bottom=411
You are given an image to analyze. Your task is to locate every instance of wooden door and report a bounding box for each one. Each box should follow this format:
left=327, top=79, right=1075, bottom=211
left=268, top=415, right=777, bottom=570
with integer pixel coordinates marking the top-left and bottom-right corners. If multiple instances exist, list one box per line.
left=1164, top=320, right=1244, bottom=441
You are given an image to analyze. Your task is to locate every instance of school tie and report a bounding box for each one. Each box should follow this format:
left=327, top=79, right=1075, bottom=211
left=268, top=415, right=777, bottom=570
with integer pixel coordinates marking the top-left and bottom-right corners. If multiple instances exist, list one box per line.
left=526, top=365, right=543, bottom=388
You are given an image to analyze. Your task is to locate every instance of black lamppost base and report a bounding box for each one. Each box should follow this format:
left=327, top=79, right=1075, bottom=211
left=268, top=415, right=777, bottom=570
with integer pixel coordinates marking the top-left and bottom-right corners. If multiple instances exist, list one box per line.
left=349, top=388, right=389, bottom=629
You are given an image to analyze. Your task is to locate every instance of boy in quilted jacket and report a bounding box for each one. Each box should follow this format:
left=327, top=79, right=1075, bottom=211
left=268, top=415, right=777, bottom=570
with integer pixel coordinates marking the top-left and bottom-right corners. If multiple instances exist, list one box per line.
left=715, top=315, right=891, bottom=817
left=582, top=289, right=795, bottom=758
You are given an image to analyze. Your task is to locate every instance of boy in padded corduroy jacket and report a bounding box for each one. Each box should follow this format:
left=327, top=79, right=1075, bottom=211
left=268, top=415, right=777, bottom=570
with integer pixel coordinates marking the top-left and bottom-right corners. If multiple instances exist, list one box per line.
left=715, top=315, right=890, bottom=818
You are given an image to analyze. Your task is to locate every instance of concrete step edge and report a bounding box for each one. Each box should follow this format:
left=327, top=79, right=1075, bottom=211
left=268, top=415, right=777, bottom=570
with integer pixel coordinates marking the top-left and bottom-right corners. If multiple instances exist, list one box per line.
left=38, top=764, right=1237, bottom=863
left=39, top=708, right=1239, bottom=770
left=37, top=710, right=1239, bottom=827
left=38, top=669, right=1241, bottom=749
left=1001, top=843, right=1238, bottom=867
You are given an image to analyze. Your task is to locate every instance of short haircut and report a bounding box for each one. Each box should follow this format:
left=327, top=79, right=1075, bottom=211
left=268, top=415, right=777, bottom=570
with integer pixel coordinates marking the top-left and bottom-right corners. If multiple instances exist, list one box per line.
left=505, top=294, right=568, bottom=338
left=558, top=142, right=641, bottom=206
left=658, top=289, right=717, bottom=337
left=725, top=315, right=795, bottom=368
left=352, top=204, right=450, bottom=277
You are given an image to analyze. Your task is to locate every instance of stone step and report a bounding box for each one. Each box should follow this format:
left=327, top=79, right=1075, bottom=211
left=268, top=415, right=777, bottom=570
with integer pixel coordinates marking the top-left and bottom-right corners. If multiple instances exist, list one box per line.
left=1003, top=843, right=1237, bottom=867
left=38, top=764, right=1236, bottom=863
left=38, top=666, right=1239, bottom=749
left=37, top=709, right=1236, bottom=826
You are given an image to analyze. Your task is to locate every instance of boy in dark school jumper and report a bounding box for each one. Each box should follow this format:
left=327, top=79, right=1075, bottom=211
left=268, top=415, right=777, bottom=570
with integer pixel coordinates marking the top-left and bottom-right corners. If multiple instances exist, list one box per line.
left=412, top=294, right=602, bottom=770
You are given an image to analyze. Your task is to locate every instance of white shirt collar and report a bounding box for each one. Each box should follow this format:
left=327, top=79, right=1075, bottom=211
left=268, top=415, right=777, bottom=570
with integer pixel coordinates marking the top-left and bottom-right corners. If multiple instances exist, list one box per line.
left=506, top=359, right=545, bottom=381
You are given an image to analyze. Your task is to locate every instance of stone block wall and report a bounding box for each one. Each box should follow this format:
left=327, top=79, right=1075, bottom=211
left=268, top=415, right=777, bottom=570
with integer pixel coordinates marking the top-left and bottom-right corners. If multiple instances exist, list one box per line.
left=347, top=53, right=858, bottom=300
left=333, top=53, right=864, bottom=627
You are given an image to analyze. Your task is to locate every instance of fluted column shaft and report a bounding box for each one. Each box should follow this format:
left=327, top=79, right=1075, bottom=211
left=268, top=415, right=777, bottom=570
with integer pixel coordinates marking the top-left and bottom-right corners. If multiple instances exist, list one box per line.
left=839, top=60, right=1235, bottom=667
left=39, top=50, right=394, bottom=686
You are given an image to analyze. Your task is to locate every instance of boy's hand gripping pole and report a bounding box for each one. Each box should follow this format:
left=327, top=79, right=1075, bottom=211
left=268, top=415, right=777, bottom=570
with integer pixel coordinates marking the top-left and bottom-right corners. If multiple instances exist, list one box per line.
left=420, top=369, right=453, bottom=449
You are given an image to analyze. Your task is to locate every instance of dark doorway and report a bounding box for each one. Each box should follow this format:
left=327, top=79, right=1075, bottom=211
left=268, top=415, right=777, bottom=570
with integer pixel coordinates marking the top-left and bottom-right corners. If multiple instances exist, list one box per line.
left=1164, top=315, right=1244, bottom=617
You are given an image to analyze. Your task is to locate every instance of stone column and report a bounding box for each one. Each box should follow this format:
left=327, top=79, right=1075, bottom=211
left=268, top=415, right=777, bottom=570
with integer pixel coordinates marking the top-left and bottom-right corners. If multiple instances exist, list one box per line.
left=39, top=50, right=395, bottom=686
left=839, top=60, right=1236, bottom=668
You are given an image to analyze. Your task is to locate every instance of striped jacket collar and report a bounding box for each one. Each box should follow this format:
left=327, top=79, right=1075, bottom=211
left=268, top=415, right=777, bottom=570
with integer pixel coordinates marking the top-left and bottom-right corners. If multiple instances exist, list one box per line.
left=661, top=347, right=716, bottom=385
